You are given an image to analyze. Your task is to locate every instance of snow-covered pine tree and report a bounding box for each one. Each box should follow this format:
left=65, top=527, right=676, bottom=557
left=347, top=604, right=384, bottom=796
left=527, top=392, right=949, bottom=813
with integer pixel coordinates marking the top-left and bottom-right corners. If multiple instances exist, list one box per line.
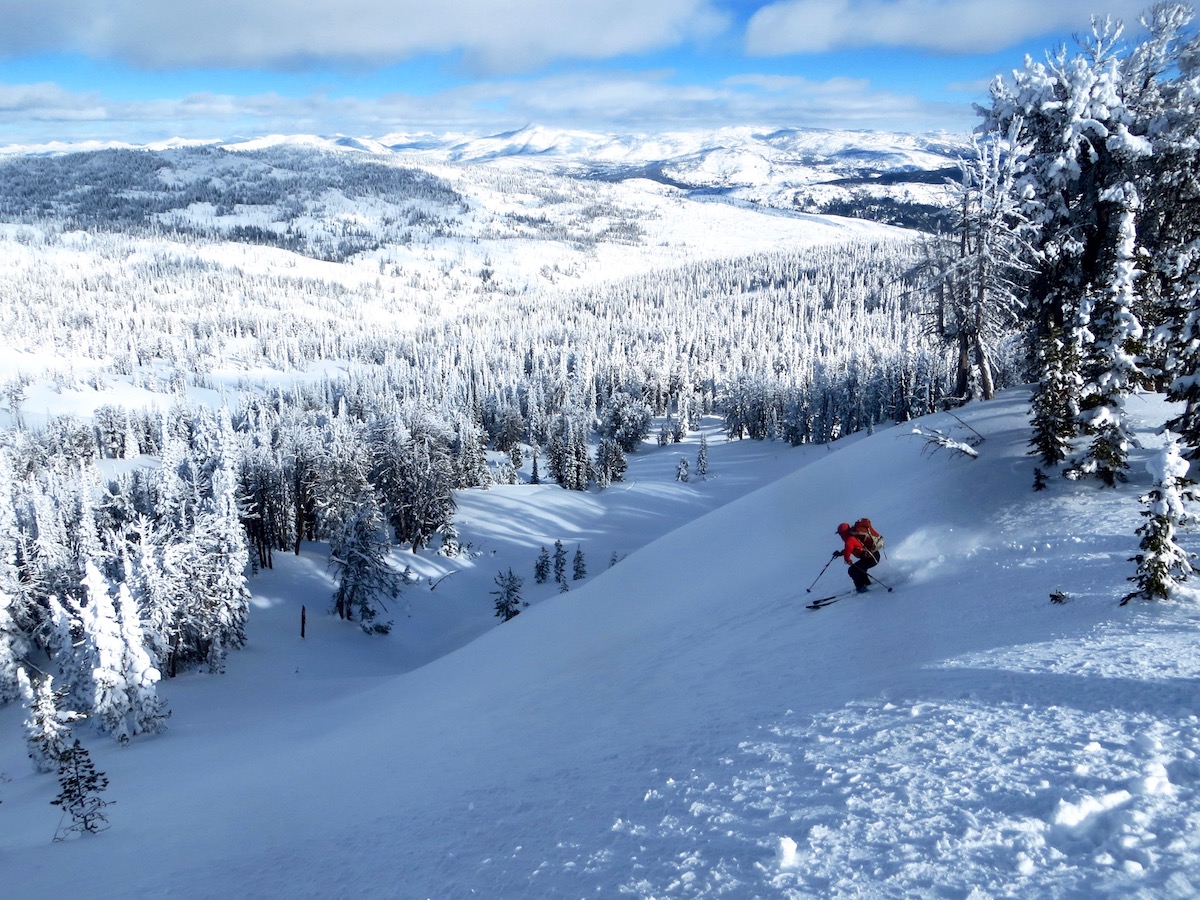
left=1167, top=273, right=1200, bottom=455
left=552, top=539, right=567, bottom=585
left=597, top=390, right=652, bottom=452
left=1124, top=433, right=1197, bottom=603
left=657, top=421, right=671, bottom=446
left=452, top=414, right=491, bottom=489
left=373, top=416, right=458, bottom=551
left=534, top=546, right=550, bottom=583
left=80, top=561, right=133, bottom=741
left=128, top=517, right=178, bottom=675
left=981, top=18, right=1127, bottom=459
left=282, top=420, right=322, bottom=554
left=18, top=668, right=83, bottom=774
left=491, top=568, right=524, bottom=621
left=122, top=410, right=141, bottom=459
left=145, top=410, right=253, bottom=675
left=114, top=580, right=169, bottom=736
left=489, top=403, right=526, bottom=453
left=192, top=437, right=251, bottom=668
left=1076, top=182, right=1148, bottom=485
left=547, top=409, right=591, bottom=491
left=572, top=545, right=587, bottom=581
left=981, top=5, right=1200, bottom=469
left=676, top=457, right=690, bottom=482
left=0, top=449, right=28, bottom=623
left=1145, top=5, right=1200, bottom=455
left=28, top=478, right=80, bottom=610
left=328, top=494, right=402, bottom=634
left=0, top=585, right=25, bottom=704
left=154, top=418, right=196, bottom=539
left=237, top=438, right=280, bottom=573
left=438, top=521, right=461, bottom=557
left=696, top=434, right=709, bottom=479
left=1028, top=334, right=1082, bottom=468
left=593, top=437, right=627, bottom=488
left=44, top=594, right=86, bottom=710
left=93, top=405, right=127, bottom=460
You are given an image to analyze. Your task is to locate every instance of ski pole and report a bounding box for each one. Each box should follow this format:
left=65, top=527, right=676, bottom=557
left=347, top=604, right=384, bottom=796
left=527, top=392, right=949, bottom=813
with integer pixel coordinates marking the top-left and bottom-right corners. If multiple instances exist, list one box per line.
left=867, top=571, right=894, bottom=592
left=806, top=555, right=836, bottom=592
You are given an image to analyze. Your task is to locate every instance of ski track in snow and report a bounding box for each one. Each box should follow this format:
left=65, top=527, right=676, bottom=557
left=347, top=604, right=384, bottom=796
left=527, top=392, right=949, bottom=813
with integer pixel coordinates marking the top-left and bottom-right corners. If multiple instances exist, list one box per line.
left=391, top=617, right=1200, bottom=900
left=600, top=618, right=1200, bottom=899
left=301, top=622, right=1200, bottom=900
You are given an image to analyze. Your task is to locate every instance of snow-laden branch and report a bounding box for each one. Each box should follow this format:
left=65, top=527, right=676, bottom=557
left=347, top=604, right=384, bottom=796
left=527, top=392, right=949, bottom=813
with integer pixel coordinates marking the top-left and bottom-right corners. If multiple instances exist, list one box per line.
left=906, top=425, right=980, bottom=459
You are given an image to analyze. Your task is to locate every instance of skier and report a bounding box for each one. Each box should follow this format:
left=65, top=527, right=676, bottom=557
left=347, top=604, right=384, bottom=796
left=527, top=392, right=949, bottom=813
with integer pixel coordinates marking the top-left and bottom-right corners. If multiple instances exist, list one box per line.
left=833, top=522, right=879, bottom=593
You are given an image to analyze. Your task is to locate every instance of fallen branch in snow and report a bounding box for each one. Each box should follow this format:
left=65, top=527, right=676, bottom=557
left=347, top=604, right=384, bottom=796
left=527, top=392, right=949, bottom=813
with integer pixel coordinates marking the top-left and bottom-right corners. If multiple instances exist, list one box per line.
left=907, top=426, right=980, bottom=459
left=429, top=571, right=459, bottom=590
left=942, top=411, right=986, bottom=444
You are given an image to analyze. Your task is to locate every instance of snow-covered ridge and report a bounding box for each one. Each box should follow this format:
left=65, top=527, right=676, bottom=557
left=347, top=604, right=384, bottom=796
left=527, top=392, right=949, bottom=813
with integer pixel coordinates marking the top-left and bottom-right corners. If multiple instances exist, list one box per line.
left=1, top=123, right=964, bottom=167
left=381, top=123, right=963, bottom=169
left=0, top=124, right=965, bottom=217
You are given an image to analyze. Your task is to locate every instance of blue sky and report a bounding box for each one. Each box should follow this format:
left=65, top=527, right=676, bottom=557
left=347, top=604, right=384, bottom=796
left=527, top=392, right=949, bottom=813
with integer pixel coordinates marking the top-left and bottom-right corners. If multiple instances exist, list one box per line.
left=0, top=0, right=1168, bottom=146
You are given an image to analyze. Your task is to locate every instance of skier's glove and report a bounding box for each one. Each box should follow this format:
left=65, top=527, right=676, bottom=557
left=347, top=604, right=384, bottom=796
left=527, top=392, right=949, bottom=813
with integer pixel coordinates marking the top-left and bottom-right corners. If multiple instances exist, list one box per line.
left=831, top=550, right=841, bottom=559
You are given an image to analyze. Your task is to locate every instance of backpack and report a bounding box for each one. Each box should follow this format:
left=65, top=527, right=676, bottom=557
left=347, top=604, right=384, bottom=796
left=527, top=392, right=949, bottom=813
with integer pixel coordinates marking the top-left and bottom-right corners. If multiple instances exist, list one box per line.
left=850, top=518, right=884, bottom=554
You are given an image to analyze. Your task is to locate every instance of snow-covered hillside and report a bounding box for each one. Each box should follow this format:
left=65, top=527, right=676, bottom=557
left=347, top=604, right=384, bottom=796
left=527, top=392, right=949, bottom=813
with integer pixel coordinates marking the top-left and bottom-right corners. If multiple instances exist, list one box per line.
left=3, top=390, right=1198, bottom=898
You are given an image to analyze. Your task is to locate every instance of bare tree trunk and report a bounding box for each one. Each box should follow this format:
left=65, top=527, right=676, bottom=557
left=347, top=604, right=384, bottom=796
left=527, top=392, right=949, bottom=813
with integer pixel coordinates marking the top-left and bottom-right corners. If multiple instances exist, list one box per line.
left=974, top=338, right=995, bottom=401
left=954, top=331, right=971, bottom=400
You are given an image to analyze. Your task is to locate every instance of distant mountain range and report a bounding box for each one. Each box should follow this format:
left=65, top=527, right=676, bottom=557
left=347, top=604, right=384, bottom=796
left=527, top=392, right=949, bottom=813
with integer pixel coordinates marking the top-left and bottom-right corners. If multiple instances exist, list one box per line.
left=1, top=124, right=967, bottom=230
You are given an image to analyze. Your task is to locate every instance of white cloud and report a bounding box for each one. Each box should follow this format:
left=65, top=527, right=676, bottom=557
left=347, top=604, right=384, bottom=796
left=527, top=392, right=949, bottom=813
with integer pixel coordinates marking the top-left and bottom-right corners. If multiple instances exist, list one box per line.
left=0, top=0, right=728, bottom=72
left=745, top=0, right=1153, bottom=55
left=0, top=82, right=108, bottom=121
left=0, top=67, right=973, bottom=147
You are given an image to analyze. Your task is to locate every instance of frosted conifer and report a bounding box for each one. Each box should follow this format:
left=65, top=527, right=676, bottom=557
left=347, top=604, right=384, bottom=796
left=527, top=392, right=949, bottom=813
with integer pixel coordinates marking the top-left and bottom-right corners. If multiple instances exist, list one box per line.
left=553, top=540, right=567, bottom=585
left=491, top=568, right=524, bottom=622
left=534, top=546, right=551, bottom=583
left=81, top=562, right=133, bottom=741
left=19, top=669, right=83, bottom=774
left=114, top=582, right=169, bottom=736
left=0, top=587, right=25, bottom=704
left=329, top=495, right=401, bottom=634
left=1125, top=434, right=1196, bottom=603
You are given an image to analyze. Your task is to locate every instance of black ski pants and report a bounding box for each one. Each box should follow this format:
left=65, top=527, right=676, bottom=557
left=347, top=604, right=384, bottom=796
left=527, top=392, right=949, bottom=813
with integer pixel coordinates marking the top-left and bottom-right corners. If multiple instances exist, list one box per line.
left=848, top=552, right=878, bottom=589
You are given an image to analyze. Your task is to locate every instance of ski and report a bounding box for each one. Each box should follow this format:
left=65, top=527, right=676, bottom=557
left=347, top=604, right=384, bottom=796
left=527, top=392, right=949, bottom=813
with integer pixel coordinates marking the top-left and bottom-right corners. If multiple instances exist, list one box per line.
left=807, top=579, right=897, bottom=609
left=806, top=590, right=854, bottom=609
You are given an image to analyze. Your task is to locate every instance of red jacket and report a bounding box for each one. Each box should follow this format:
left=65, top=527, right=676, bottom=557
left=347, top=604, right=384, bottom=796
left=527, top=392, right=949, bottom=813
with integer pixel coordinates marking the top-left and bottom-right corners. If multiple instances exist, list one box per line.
left=841, top=534, right=869, bottom=563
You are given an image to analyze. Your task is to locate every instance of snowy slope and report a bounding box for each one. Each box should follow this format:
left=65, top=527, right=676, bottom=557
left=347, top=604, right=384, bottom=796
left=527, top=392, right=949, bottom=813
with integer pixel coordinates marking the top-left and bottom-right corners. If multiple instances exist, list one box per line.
left=3, top=389, right=1199, bottom=898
